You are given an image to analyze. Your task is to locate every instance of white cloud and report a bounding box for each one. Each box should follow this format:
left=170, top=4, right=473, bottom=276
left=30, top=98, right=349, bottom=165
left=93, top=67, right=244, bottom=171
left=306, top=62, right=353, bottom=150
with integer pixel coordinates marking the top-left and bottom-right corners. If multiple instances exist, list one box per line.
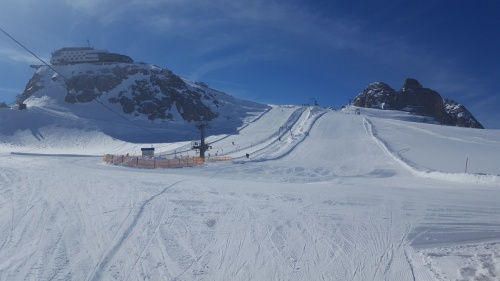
left=0, top=87, right=21, bottom=94
left=63, top=0, right=97, bottom=10
left=0, top=47, right=48, bottom=64
left=188, top=46, right=278, bottom=81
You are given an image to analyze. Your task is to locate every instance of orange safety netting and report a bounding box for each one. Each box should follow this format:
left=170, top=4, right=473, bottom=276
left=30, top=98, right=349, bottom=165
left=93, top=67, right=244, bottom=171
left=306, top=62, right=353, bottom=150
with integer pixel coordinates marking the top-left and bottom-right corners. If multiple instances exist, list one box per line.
left=103, top=154, right=233, bottom=169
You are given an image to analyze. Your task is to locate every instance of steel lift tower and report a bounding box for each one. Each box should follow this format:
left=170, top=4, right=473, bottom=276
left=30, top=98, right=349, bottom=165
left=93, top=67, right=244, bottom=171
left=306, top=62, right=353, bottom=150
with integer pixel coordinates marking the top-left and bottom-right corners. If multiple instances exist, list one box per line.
left=192, top=121, right=211, bottom=158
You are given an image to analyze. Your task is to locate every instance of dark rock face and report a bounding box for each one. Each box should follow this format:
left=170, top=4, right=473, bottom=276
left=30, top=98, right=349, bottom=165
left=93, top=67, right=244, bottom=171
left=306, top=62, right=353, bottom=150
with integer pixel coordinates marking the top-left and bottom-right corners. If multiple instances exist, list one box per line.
left=65, top=73, right=123, bottom=103
left=353, top=82, right=397, bottom=109
left=396, top=79, right=450, bottom=125
left=18, top=73, right=44, bottom=104
left=353, top=78, right=483, bottom=129
left=443, top=99, right=484, bottom=129
left=401, top=78, right=422, bottom=90
left=60, top=64, right=220, bottom=122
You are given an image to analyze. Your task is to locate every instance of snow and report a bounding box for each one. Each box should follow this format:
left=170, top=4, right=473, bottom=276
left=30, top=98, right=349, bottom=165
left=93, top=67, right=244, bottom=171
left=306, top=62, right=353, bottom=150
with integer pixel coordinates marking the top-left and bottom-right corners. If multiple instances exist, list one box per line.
left=1, top=101, right=500, bottom=280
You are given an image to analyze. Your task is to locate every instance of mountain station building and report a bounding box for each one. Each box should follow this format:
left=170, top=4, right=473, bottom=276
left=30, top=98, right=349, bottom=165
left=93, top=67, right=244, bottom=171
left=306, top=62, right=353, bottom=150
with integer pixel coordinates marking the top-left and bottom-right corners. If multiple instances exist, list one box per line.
left=50, top=47, right=133, bottom=65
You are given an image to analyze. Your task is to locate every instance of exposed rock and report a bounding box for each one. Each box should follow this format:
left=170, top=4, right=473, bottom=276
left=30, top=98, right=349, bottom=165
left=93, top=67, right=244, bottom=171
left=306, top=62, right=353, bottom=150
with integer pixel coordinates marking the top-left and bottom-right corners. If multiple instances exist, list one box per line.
left=61, top=64, right=220, bottom=122
left=17, top=73, right=44, bottom=104
left=397, top=78, right=450, bottom=125
left=353, top=78, right=483, bottom=129
left=353, top=82, right=397, bottom=109
left=65, top=73, right=123, bottom=103
left=401, top=78, right=422, bottom=90
left=443, top=99, right=484, bottom=129
left=19, top=62, right=270, bottom=134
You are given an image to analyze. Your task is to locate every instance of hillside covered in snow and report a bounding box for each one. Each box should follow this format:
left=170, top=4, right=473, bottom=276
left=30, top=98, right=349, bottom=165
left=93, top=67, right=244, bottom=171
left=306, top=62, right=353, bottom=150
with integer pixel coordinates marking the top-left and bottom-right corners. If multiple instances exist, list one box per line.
left=0, top=62, right=500, bottom=280
left=12, top=62, right=269, bottom=143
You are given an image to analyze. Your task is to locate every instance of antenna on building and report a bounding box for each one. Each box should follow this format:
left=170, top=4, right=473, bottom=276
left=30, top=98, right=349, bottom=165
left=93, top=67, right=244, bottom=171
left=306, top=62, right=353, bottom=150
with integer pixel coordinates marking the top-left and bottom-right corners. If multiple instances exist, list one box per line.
left=87, top=39, right=91, bottom=48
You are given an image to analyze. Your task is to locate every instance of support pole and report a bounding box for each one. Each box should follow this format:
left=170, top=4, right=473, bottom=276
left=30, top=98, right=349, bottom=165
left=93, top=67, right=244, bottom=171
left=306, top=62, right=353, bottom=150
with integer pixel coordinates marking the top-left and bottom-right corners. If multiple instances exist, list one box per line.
left=200, top=124, right=206, bottom=158
left=193, top=121, right=211, bottom=159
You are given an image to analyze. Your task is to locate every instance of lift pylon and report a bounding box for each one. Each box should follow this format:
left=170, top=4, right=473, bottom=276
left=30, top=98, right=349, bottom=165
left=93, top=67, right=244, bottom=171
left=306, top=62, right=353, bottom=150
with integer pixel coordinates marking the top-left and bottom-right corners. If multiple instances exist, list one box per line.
left=192, top=121, right=211, bottom=158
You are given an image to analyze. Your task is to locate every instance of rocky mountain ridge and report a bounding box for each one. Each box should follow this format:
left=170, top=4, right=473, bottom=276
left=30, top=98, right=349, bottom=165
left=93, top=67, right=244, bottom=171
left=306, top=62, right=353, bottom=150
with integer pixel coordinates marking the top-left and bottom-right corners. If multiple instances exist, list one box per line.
left=353, top=78, right=483, bottom=129
left=18, top=63, right=268, bottom=124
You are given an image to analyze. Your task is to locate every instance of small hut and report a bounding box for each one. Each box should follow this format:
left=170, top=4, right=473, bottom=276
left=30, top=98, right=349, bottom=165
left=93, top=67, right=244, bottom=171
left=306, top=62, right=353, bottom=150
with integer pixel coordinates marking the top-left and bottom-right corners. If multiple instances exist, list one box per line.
left=141, top=147, right=155, bottom=157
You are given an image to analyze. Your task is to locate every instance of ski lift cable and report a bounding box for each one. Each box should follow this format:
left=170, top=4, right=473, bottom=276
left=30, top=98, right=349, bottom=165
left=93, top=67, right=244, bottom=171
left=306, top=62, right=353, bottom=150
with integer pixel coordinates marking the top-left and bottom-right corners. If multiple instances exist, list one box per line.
left=0, top=27, right=62, bottom=77
left=0, top=27, right=173, bottom=140
left=27, top=106, right=199, bottom=138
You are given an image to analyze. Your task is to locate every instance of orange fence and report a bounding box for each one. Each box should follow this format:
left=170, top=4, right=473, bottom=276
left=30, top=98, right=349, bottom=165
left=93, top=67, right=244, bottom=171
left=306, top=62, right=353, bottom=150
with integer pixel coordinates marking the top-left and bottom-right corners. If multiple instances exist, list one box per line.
left=205, top=156, right=234, bottom=163
left=103, top=154, right=205, bottom=169
left=103, top=154, right=233, bottom=169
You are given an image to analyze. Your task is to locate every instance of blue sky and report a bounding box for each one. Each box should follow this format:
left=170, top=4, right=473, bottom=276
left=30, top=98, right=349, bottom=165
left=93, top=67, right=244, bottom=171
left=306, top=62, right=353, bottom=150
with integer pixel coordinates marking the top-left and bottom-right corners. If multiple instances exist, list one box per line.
left=1, top=0, right=499, bottom=128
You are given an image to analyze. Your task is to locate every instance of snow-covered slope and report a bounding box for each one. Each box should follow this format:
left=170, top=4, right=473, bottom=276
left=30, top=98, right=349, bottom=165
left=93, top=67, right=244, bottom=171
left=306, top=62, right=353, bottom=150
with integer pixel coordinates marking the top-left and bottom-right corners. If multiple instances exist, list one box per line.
left=1, top=99, right=500, bottom=280
left=8, top=63, right=269, bottom=145
left=343, top=106, right=500, bottom=176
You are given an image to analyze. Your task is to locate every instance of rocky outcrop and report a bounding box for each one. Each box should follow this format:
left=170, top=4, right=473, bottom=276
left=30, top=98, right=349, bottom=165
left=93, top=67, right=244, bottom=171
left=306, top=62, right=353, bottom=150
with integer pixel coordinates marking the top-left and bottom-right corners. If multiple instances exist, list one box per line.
left=353, top=82, right=397, bottom=110
left=396, top=78, right=450, bottom=125
left=65, top=73, right=123, bottom=103
left=104, top=66, right=220, bottom=122
left=443, top=99, right=484, bottom=129
left=17, top=73, right=44, bottom=104
left=353, top=78, right=483, bottom=129
left=21, top=64, right=223, bottom=122
left=107, top=73, right=219, bottom=122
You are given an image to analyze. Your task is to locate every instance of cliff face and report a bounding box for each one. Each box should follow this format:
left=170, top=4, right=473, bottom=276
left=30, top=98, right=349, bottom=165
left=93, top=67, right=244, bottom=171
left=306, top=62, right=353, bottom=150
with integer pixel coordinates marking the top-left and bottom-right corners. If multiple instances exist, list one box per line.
left=396, top=78, right=450, bottom=125
left=353, top=78, right=483, bottom=129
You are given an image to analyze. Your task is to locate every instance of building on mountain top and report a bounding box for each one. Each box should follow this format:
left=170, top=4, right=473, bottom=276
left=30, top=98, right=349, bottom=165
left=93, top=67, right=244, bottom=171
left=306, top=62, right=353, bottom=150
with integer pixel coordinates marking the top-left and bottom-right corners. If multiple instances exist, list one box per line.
left=50, top=47, right=133, bottom=65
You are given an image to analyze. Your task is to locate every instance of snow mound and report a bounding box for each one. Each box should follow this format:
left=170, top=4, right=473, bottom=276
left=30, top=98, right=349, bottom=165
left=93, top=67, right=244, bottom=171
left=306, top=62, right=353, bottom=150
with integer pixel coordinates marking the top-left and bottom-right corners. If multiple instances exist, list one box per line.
left=419, top=242, right=500, bottom=280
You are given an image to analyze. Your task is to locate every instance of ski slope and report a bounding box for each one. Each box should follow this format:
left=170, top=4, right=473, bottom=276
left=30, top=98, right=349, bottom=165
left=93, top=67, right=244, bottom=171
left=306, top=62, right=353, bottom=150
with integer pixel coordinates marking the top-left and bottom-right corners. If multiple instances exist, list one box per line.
left=1, top=105, right=500, bottom=280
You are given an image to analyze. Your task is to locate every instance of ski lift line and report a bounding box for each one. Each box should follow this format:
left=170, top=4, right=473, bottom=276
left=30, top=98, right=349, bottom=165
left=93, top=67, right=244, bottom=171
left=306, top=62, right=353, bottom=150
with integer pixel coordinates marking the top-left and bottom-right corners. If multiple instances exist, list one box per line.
left=0, top=27, right=65, bottom=79
left=90, top=98, right=169, bottom=138
left=30, top=107, right=197, bottom=137
left=0, top=27, right=174, bottom=140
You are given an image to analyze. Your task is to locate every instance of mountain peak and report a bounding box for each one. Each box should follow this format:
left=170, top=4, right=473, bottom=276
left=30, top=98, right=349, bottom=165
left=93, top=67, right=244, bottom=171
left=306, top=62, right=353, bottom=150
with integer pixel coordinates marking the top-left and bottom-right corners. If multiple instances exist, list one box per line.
left=353, top=79, right=484, bottom=129
left=16, top=62, right=270, bottom=142
left=401, top=78, right=422, bottom=91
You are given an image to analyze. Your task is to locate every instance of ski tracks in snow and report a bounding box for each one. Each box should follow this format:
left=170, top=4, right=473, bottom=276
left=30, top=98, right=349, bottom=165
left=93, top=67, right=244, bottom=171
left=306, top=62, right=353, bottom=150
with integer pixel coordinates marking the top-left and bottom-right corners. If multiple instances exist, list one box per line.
left=87, top=179, right=186, bottom=281
left=151, top=188, right=423, bottom=280
left=290, top=196, right=418, bottom=280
